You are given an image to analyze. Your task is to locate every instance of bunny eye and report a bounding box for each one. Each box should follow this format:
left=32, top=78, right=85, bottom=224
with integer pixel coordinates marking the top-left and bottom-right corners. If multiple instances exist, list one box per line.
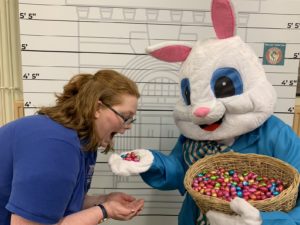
left=211, top=67, right=243, bottom=98
left=181, top=78, right=191, bottom=105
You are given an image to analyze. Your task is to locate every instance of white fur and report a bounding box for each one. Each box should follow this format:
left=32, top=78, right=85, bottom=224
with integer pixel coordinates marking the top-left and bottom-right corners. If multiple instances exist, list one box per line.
left=108, top=149, right=154, bottom=176
left=206, top=197, right=262, bottom=225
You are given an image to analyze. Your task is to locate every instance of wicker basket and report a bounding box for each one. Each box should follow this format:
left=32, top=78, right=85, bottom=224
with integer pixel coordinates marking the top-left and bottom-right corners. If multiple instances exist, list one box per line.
left=184, top=152, right=300, bottom=214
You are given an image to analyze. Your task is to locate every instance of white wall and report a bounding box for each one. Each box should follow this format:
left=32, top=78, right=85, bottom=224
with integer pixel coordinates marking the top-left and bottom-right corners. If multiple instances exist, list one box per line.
left=18, top=0, right=300, bottom=224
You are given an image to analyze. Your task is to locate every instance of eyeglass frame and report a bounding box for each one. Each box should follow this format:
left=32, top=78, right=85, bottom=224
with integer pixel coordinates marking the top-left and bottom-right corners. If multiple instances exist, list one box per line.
left=102, top=102, right=136, bottom=125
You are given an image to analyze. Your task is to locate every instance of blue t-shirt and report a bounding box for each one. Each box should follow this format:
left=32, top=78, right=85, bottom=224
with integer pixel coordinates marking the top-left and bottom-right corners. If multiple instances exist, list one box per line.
left=0, top=115, right=97, bottom=224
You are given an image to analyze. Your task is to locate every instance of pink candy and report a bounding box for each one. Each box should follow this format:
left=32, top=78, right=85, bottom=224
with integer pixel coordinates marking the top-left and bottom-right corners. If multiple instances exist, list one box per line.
left=121, top=151, right=140, bottom=162
left=191, top=168, right=285, bottom=202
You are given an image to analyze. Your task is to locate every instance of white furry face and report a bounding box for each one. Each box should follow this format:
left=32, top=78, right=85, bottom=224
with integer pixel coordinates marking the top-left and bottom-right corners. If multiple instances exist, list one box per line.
left=174, top=36, right=277, bottom=141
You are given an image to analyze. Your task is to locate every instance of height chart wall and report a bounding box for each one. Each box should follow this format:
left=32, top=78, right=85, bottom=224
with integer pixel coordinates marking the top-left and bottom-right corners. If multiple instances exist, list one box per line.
left=19, top=0, right=300, bottom=224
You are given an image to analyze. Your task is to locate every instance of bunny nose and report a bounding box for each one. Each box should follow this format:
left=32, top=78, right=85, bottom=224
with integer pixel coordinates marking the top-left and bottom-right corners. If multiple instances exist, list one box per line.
left=194, top=107, right=210, bottom=117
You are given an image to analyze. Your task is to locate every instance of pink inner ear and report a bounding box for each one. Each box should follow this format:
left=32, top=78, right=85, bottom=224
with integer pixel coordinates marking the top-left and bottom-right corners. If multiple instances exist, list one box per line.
left=211, top=0, right=235, bottom=39
left=149, top=45, right=192, bottom=62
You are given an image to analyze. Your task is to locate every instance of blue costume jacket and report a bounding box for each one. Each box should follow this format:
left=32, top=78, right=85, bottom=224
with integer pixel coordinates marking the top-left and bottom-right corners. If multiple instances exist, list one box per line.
left=141, top=116, right=300, bottom=225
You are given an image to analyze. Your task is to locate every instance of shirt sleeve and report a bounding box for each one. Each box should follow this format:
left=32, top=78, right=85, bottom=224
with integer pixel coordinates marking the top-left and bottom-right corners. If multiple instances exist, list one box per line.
left=6, top=136, right=81, bottom=224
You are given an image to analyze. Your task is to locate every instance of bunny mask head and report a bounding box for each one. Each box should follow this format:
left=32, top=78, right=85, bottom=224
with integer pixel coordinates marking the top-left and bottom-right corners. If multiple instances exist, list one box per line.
left=146, top=0, right=276, bottom=142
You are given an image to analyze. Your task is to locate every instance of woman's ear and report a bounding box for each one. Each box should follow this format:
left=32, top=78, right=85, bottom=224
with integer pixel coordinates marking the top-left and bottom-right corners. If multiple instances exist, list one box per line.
left=95, top=109, right=101, bottom=119
left=95, top=100, right=103, bottom=118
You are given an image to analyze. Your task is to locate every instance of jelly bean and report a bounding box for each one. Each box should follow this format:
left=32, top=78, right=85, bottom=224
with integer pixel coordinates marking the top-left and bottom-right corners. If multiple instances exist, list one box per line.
left=215, top=183, right=221, bottom=188
left=266, top=192, right=272, bottom=197
left=245, top=191, right=254, bottom=196
left=207, top=185, right=214, bottom=189
left=261, top=195, right=267, bottom=200
left=217, top=191, right=223, bottom=197
left=230, top=187, right=236, bottom=192
left=249, top=188, right=256, bottom=193
left=242, top=181, right=249, bottom=186
left=250, top=194, right=257, bottom=200
left=256, top=195, right=262, bottom=200
left=238, top=175, right=244, bottom=181
left=278, top=185, right=284, bottom=192
left=259, top=187, right=268, bottom=193
left=237, top=191, right=243, bottom=197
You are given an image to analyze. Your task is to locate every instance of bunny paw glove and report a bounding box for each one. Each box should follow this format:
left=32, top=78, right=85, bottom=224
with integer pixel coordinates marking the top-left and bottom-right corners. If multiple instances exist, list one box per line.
left=108, top=149, right=154, bottom=176
left=206, top=197, right=262, bottom=225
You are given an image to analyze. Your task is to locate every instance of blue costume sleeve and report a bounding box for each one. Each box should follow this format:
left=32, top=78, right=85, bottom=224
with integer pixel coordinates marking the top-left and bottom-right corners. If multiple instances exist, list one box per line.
left=140, top=136, right=188, bottom=195
left=259, top=120, right=300, bottom=225
left=6, top=136, right=81, bottom=224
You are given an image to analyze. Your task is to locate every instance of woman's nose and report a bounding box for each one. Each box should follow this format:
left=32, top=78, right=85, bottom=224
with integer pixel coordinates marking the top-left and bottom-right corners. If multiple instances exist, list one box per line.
left=120, top=124, right=132, bottom=133
left=193, top=107, right=210, bottom=117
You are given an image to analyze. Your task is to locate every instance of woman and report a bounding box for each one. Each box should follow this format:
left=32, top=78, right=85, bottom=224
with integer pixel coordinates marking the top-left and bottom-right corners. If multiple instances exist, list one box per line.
left=0, top=69, right=144, bottom=225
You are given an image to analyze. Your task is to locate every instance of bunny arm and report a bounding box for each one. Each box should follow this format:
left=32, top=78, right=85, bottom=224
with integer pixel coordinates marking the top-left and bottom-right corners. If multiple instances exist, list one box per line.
left=140, top=135, right=188, bottom=195
left=260, top=205, right=300, bottom=225
left=258, top=120, right=300, bottom=225
left=231, top=115, right=300, bottom=225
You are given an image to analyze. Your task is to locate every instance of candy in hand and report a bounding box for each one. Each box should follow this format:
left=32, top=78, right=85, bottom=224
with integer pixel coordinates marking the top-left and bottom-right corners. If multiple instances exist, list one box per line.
left=121, top=151, right=140, bottom=162
left=108, top=149, right=154, bottom=176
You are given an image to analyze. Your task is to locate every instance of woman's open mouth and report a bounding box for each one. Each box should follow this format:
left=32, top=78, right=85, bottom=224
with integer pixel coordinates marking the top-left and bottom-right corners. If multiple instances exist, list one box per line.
left=110, top=132, right=117, bottom=139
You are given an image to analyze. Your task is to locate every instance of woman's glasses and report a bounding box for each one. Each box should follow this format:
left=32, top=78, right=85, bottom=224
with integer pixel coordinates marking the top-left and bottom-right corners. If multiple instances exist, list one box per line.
left=102, top=103, right=136, bottom=125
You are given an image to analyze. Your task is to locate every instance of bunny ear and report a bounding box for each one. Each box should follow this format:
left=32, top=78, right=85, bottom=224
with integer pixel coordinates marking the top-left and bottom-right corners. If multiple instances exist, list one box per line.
left=146, top=41, right=193, bottom=62
left=211, top=0, right=236, bottom=39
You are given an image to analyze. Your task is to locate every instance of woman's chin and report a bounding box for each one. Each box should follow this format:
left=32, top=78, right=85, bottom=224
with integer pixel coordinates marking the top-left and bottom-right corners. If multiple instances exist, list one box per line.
left=98, top=135, right=115, bottom=149
left=101, top=138, right=113, bottom=148
left=99, top=141, right=109, bottom=148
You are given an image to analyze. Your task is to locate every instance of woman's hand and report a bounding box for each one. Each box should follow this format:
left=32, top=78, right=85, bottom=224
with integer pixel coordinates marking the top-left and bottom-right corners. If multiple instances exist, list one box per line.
left=102, top=192, right=144, bottom=220
left=82, top=194, right=107, bottom=209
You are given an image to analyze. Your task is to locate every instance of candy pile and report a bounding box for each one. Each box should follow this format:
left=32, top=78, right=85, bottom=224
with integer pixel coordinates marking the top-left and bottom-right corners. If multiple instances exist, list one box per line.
left=192, top=168, right=285, bottom=201
left=121, top=151, right=140, bottom=162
